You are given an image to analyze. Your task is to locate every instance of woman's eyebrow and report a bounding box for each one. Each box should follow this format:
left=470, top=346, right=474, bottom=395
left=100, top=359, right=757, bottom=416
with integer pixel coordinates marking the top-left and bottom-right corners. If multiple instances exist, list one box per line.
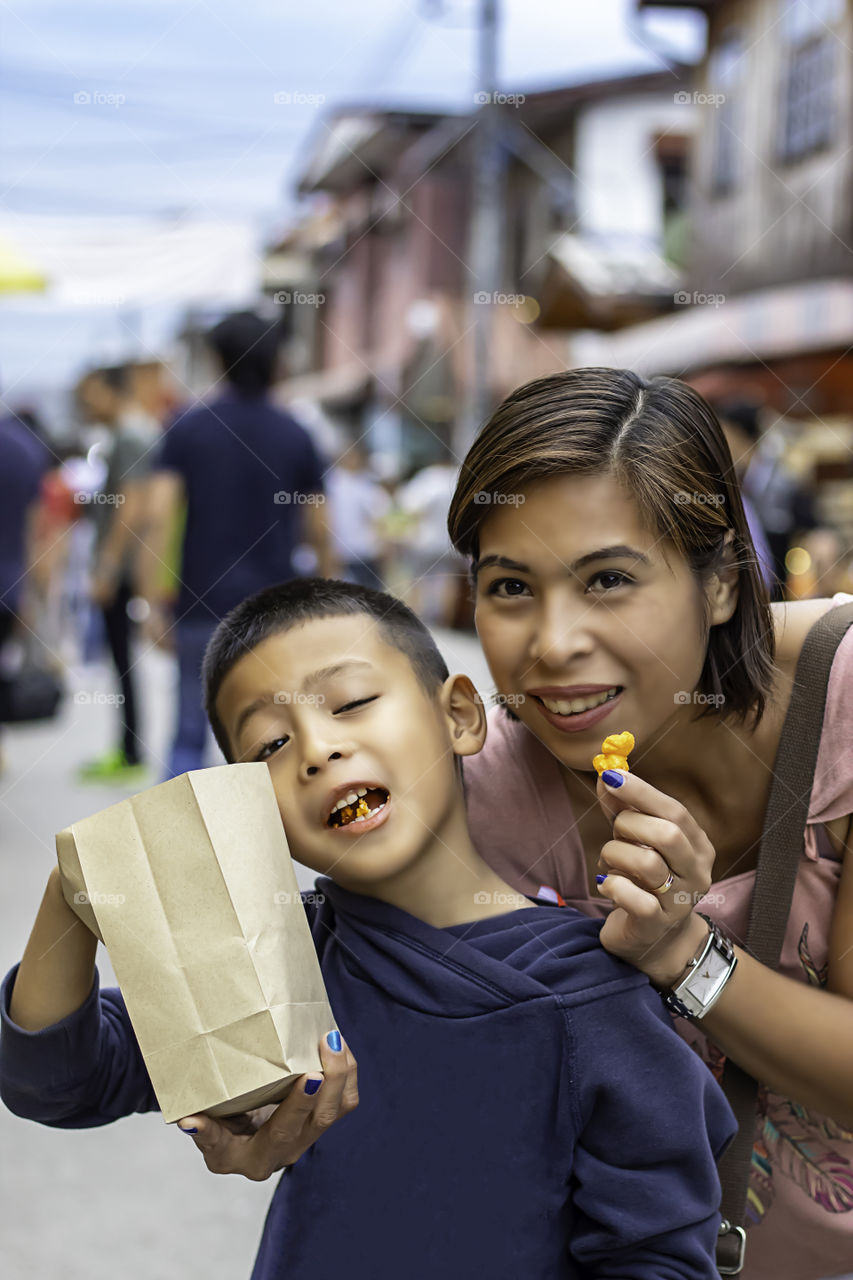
left=473, top=554, right=530, bottom=574
left=474, top=546, right=650, bottom=575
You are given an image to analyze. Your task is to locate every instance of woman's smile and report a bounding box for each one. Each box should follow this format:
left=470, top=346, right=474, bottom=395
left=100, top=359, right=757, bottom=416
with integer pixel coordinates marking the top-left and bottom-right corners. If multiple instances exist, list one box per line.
left=527, top=686, right=625, bottom=734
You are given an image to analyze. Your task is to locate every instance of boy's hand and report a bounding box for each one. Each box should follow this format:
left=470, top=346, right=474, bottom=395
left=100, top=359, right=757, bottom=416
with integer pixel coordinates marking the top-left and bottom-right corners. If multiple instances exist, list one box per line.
left=176, top=1032, right=358, bottom=1180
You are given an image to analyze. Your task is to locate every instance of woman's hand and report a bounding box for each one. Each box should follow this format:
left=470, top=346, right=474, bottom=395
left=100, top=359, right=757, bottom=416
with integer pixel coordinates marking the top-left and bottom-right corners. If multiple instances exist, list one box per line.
left=176, top=1032, right=358, bottom=1180
left=594, top=770, right=715, bottom=987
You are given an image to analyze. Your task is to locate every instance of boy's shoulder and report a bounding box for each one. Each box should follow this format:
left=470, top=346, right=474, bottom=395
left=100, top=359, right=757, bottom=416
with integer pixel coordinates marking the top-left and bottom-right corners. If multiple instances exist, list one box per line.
left=452, top=903, right=652, bottom=1007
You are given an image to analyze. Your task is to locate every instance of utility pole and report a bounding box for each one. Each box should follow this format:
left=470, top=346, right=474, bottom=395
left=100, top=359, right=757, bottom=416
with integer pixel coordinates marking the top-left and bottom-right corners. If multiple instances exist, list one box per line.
left=457, top=0, right=503, bottom=459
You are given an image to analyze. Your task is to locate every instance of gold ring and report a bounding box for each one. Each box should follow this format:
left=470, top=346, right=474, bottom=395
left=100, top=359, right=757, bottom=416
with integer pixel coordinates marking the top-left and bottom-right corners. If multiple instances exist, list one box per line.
left=652, top=871, right=675, bottom=896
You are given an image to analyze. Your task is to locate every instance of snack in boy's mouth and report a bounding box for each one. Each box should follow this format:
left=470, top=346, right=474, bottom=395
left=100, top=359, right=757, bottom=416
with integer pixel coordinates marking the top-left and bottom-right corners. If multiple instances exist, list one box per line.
left=592, top=731, right=635, bottom=776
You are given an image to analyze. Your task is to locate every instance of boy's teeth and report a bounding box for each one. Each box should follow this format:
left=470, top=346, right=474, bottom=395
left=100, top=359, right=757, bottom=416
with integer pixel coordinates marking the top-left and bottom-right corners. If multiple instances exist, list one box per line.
left=356, top=788, right=367, bottom=797
left=541, top=687, right=620, bottom=716
left=346, top=792, right=358, bottom=804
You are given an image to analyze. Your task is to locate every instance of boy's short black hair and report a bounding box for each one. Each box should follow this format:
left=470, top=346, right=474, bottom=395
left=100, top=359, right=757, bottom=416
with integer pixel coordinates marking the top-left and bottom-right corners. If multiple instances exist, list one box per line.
left=203, top=578, right=451, bottom=762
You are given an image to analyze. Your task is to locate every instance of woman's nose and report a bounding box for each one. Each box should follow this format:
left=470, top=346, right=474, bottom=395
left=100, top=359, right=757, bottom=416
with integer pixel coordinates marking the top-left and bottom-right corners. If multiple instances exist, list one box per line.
left=528, top=599, right=595, bottom=668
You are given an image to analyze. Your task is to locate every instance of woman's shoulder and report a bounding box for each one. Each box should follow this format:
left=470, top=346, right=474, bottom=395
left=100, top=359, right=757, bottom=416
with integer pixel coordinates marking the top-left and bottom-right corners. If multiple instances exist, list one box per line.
left=771, top=595, right=852, bottom=671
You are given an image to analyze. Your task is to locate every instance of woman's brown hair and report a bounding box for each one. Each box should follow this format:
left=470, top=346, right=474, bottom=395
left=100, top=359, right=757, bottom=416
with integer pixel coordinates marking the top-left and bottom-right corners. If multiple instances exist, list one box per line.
left=447, top=367, right=776, bottom=727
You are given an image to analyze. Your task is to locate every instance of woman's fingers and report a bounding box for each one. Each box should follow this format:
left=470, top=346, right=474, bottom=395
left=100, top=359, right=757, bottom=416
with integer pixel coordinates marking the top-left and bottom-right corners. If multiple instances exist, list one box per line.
left=599, top=836, right=673, bottom=897
left=302, top=1032, right=359, bottom=1136
left=177, top=1033, right=359, bottom=1181
left=595, top=770, right=703, bottom=840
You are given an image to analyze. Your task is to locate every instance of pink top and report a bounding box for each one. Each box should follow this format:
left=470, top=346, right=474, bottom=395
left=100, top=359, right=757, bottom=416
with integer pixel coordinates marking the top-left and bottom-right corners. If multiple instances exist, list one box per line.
left=465, top=593, right=853, bottom=1280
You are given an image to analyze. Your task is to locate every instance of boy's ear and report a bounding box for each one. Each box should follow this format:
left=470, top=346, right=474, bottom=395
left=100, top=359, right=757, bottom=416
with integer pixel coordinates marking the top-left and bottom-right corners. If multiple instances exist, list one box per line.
left=438, top=674, right=487, bottom=758
left=705, top=528, right=740, bottom=627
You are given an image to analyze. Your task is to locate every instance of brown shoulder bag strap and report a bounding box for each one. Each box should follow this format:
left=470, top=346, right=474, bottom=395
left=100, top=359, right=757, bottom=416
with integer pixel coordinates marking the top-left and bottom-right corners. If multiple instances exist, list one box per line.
left=716, top=600, right=853, bottom=1276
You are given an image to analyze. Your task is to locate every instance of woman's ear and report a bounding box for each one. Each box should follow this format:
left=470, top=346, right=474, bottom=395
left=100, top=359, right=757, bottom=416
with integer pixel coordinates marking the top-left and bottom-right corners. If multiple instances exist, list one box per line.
left=439, top=674, right=487, bottom=758
left=706, top=529, right=740, bottom=626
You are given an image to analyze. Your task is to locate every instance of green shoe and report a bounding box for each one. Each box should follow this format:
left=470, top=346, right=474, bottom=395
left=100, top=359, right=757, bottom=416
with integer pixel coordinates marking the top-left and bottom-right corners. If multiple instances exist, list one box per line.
left=77, top=749, right=147, bottom=784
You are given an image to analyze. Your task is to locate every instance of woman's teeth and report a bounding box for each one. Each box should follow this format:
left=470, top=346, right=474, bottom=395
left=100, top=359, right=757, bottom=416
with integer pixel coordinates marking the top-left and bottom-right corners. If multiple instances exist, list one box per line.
left=539, top=687, right=620, bottom=716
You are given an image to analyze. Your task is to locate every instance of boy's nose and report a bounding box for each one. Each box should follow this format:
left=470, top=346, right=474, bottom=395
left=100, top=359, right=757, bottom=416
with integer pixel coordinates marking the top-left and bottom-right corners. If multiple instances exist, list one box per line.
left=300, top=748, right=345, bottom=781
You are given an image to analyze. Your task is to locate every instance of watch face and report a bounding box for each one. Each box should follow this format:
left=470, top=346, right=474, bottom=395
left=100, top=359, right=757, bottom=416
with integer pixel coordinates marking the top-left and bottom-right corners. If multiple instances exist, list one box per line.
left=689, top=953, right=727, bottom=1003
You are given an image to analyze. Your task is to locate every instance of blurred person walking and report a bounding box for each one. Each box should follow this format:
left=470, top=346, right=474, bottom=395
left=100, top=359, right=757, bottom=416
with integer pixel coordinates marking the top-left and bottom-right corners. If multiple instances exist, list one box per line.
left=0, top=414, right=48, bottom=766
left=718, top=401, right=818, bottom=599
left=326, top=437, right=390, bottom=591
left=139, top=311, right=334, bottom=779
left=75, top=366, right=159, bottom=783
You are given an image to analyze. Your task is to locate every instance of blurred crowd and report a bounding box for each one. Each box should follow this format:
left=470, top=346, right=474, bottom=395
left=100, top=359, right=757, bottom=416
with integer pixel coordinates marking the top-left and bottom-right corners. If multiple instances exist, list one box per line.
left=0, top=311, right=470, bottom=784
left=1, top=311, right=850, bottom=785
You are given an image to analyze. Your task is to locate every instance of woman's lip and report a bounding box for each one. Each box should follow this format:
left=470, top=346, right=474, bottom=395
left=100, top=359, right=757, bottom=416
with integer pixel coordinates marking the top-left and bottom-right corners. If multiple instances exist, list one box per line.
left=327, top=796, right=391, bottom=837
left=531, top=689, right=623, bottom=734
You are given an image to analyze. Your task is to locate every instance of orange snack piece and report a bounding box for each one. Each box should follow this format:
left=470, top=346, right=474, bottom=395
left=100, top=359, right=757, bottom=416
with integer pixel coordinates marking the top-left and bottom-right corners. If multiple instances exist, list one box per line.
left=592, top=730, right=635, bottom=776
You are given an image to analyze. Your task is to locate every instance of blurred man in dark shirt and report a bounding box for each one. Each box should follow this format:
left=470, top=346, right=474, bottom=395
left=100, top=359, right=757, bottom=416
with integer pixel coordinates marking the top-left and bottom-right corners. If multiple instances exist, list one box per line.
left=140, top=311, right=334, bottom=778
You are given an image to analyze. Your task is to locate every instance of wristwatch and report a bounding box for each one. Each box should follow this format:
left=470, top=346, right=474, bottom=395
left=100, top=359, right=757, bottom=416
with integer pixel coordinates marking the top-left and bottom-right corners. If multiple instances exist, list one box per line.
left=663, top=913, right=737, bottom=1021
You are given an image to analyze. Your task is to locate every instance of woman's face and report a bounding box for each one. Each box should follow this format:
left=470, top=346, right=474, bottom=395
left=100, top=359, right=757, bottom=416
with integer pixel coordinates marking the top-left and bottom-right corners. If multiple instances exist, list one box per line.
left=474, top=471, right=723, bottom=771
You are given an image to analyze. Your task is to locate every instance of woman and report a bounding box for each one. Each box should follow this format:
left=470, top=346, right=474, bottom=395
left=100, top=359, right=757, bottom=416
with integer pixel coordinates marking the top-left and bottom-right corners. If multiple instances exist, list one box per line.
left=449, top=368, right=853, bottom=1280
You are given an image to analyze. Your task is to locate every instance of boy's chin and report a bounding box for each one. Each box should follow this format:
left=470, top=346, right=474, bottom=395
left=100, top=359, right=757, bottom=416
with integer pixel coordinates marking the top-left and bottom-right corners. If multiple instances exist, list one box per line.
left=310, top=845, right=427, bottom=892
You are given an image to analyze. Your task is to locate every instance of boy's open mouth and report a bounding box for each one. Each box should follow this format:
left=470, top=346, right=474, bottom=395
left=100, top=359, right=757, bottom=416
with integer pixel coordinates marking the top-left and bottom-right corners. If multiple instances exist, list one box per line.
left=326, top=786, right=390, bottom=828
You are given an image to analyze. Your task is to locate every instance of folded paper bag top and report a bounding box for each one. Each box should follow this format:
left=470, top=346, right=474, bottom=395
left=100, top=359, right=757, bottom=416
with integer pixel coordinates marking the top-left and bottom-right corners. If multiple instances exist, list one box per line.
left=56, top=763, right=336, bottom=1124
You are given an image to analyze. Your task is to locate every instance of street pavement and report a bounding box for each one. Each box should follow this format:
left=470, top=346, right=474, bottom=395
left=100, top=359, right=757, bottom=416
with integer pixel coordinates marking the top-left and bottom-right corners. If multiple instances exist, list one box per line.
left=0, top=627, right=493, bottom=1280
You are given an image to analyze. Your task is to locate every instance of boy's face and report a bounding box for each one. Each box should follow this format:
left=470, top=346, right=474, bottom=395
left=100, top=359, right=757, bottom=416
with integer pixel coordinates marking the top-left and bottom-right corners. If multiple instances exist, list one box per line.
left=215, top=614, right=482, bottom=892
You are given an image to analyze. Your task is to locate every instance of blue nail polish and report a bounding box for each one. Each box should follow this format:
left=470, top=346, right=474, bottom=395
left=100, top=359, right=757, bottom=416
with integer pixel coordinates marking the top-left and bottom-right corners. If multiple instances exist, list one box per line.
left=601, top=769, right=625, bottom=788
left=326, top=1030, right=342, bottom=1053
left=179, top=1126, right=198, bottom=1134
left=304, top=1078, right=323, bottom=1096
left=595, top=874, right=607, bottom=885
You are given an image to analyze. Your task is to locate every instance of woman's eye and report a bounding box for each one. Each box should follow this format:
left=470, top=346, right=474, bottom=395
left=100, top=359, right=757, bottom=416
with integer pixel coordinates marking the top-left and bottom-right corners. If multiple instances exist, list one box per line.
left=486, top=577, right=530, bottom=598
left=334, top=696, right=379, bottom=715
left=587, top=571, right=632, bottom=592
left=255, top=736, right=289, bottom=762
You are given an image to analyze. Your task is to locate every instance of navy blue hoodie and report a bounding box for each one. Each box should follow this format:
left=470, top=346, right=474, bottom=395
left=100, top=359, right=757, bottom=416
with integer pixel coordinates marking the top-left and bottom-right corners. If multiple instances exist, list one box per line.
left=0, top=879, right=735, bottom=1278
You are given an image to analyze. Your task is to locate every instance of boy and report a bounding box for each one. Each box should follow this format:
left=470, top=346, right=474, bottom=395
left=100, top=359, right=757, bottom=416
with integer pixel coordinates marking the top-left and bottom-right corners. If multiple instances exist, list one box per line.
left=0, top=579, right=735, bottom=1279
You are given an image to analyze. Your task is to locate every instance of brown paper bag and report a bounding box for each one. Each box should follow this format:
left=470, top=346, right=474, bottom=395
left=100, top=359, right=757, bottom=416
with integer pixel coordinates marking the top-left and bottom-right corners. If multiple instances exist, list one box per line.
left=56, top=763, right=335, bottom=1124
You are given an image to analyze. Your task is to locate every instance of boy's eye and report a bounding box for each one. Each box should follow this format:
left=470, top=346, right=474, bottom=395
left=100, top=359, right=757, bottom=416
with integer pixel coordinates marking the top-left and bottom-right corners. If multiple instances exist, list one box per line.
left=486, top=577, right=530, bottom=598
left=255, top=736, right=289, bottom=762
left=333, top=696, right=379, bottom=715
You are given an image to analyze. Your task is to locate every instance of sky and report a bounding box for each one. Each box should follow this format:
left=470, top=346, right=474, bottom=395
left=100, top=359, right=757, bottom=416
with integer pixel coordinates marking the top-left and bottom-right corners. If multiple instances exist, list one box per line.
left=0, top=0, right=704, bottom=405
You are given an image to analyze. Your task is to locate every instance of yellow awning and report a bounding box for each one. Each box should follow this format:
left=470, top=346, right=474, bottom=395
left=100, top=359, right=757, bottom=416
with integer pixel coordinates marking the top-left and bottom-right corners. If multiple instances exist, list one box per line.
left=0, top=236, right=47, bottom=293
